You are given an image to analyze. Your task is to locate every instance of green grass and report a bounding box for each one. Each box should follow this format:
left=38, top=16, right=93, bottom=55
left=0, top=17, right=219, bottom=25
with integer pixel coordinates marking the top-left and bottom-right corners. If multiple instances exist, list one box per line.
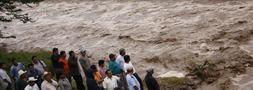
left=0, top=49, right=51, bottom=72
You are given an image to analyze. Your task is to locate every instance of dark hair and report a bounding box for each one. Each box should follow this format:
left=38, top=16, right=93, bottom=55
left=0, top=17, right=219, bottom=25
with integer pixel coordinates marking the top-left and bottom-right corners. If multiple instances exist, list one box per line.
left=0, top=62, right=4, bottom=68
left=98, top=60, right=105, bottom=66
left=11, top=58, right=16, bottom=62
left=105, top=69, right=111, bottom=74
left=60, top=51, right=66, bottom=57
left=85, top=69, right=94, bottom=79
left=90, top=65, right=97, bottom=70
left=124, top=55, right=130, bottom=63
left=120, top=69, right=125, bottom=73
left=32, top=55, right=37, bottom=60
left=69, top=51, right=74, bottom=56
left=119, top=48, right=125, bottom=55
left=109, top=54, right=115, bottom=59
left=28, top=63, right=33, bottom=67
left=52, top=48, right=58, bottom=52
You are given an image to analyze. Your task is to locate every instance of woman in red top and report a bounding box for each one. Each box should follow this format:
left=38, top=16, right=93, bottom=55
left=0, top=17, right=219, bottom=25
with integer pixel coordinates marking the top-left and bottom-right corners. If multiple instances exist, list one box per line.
left=59, top=51, right=70, bottom=81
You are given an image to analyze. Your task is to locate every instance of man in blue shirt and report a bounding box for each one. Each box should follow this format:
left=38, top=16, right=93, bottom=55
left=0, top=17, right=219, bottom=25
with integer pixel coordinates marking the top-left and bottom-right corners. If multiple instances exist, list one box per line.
left=10, top=58, right=25, bottom=81
left=108, top=54, right=121, bottom=75
left=126, top=67, right=140, bottom=90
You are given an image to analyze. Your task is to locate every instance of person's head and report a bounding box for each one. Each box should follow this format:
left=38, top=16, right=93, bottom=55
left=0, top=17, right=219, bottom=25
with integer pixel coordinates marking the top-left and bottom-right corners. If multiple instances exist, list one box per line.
left=28, top=64, right=34, bottom=70
left=119, top=48, right=126, bottom=56
left=119, top=69, right=125, bottom=75
left=80, top=48, right=87, bottom=56
left=32, top=56, right=38, bottom=64
left=109, top=54, right=116, bottom=61
left=85, top=69, right=94, bottom=79
left=59, top=72, right=66, bottom=79
left=98, top=60, right=105, bottom=67
left=105, top=69, right=113, bottom=78
left=126, top=67, right=134, bottom=74
left=69, top=51, right=75, bottom=57
left=12, top=58, right=18, bottom=66
left=124, top=55, right=130, bottom=63
left=60, top=51, right=66, bottom=58
left=52, top=48, right=59, bottom=55
left=0, top=62, right=5, bottom=69
left=43, top=72, right=52, bottom=81
left=18, top=70, right=27, bottom=80
left=146, top=68, right=154, bottom=75
left=90, top=65, right=97, bottom=72
left=27, top=77, right=37, bottom=86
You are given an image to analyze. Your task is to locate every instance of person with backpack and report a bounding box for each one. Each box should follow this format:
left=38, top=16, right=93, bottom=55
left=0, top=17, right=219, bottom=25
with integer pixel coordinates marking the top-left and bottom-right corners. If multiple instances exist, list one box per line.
left=32, top=56, right=46, bottom=76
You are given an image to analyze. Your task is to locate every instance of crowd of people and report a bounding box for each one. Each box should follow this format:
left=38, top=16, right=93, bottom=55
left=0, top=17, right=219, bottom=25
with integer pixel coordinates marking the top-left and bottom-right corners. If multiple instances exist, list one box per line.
left=0, top=48, right=160, bottom=90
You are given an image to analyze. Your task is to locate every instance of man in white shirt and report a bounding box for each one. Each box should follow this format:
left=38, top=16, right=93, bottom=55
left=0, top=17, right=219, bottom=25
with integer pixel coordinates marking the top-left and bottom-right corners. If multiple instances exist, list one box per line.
left=126, top=67, right=140, bottom=90
left=124, top=55, right=143, bottom=90
left=32, top=56, right=46, bottom=75
left=103, top=70, right=120, bottom=90
left=25, top=77, right=39, bottom=90
left=116, top=48, right=126, bottom=69
left=41, top=72, right=58, bottom=90
left=0, top=62, right=12, bottom=90
left=123, top=55, right=136, bottom=73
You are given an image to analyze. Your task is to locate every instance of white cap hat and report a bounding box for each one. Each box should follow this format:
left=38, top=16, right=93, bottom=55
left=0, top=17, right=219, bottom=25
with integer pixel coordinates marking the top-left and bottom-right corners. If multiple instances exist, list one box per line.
left=28, top=77, right=37, bottom=82
left=18, top=70, right=26, bottom=77
left=79, top=48, right=86, bottom=53
left=43, top=71, right=49, bottom=76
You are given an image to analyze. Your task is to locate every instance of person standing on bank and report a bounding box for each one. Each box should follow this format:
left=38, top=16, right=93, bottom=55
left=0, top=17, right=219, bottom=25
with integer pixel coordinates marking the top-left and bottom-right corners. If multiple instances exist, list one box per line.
left=85, top=69, right=100, bottom=90
left=41, top=72, right=58, bottom=90
left=51, top=48, right=62, bottom=80
left=10, top=58, right=25, bottom=82
left=0, top=62, right=12, bottom=90
left=24, top=77, right=39, bottom=90
left=68, top=51, right=85, bottom=90
left=16, top=70, right=28, bottom=90
left=108, top=54, right=121, bottom=75
left=144, top=69, right=160, bottom=90
left=103, top=70, right=120, bottom=90
left=126, top=67, right=140, bottom=90
left=59, top=51, right=70, bottom=82
left=32, top=56, right=46, bottom=76
left=79, top=48, right=91, bottom=72
left=98, top=60, right=107, bottom=78
left=58, top=72, right=72, bottom=90
left=124, top=55, right=143, bottom=90
left=116, top=48, right=126, bottom=69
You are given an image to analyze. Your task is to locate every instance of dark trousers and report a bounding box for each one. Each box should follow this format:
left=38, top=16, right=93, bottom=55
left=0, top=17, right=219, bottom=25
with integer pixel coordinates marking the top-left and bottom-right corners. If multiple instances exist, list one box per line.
left=53, top=68, right=63, bottom=81
left=133, top=73, right=144, bottom=90
left=6, top=83, right=12, bottom=90
left=73, top=74, right=85, bottom=90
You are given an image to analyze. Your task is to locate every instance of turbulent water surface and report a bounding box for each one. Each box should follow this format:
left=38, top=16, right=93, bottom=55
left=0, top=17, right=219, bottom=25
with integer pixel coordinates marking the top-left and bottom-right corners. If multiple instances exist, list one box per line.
left=1, top=0, right=253, bottom=89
